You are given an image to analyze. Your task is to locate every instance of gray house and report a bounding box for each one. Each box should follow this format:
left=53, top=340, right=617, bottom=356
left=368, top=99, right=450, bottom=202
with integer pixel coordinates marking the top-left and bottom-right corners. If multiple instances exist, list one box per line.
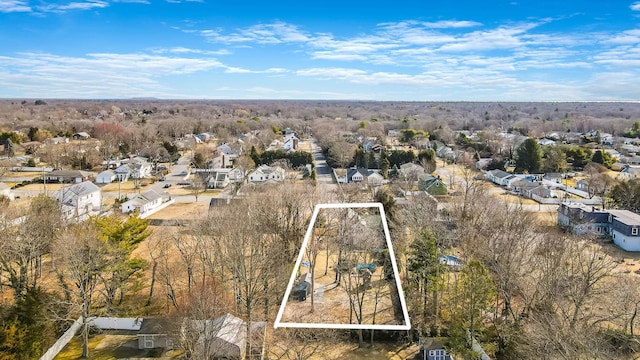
left=137, top=318, right=176, bottom=350
left=420, top=338, right=453, bottom=360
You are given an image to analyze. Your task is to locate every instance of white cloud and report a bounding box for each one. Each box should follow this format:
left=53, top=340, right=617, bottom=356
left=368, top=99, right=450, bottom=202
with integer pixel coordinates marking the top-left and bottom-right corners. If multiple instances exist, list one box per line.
left=37, top=0, right=108, bottom=12
left=113, top=0, right=150, bottom=3
left=631, top=2, right=640, bottom=11
left=151, top=47, right=231, bottom=55
left=0, top=52, right=231, bottom=98
left=0, top=0, right=31, bottom=12
left=201, top=22, right=310, bottom=44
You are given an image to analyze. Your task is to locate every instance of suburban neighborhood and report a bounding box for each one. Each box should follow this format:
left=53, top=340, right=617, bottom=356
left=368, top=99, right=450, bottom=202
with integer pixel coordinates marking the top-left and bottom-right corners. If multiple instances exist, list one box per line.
left=1, top=100, right=640, bottom=359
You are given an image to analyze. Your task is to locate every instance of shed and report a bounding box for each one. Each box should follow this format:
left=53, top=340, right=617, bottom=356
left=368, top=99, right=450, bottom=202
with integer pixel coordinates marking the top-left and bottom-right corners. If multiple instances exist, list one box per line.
left=96, top=170, right=117, bottom=184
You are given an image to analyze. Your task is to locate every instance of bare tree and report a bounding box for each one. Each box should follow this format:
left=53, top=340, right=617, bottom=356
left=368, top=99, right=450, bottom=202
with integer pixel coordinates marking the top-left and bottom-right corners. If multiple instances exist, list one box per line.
left=53, top=222, right=108, bottom=358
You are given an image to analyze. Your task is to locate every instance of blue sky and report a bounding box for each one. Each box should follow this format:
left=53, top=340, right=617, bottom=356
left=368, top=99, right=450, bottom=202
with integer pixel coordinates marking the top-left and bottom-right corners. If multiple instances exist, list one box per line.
left=1, top=0, right=640, bottom=100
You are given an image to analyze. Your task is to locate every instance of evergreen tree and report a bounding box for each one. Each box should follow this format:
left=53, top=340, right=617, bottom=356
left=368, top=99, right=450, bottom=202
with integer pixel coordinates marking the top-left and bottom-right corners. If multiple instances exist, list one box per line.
left=380, top=151, right=390, bottom=178
left=591, top=150, right=612, bottom=168
left=408, top=230, right=445, bottom=328
left=515, top=138, right=543, bottom=173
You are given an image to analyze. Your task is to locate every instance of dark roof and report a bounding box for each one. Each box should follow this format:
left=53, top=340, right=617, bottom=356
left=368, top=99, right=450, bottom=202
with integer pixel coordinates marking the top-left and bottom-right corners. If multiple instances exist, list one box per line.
left=138, top=318, right=172, bottom=335
left=489, top=169, right=511, bottom=179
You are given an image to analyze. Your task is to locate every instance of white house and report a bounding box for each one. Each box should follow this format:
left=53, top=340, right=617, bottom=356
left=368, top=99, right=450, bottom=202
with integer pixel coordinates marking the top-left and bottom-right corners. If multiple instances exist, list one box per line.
left=335, top=168, right=384, bottom=186
left=115, top=159, right=152, bottom=182
left=96, top=170, right=117, bottom=184
left=608, top=210, right=640, bottom=252
left=56, top=181, right=102, bottom=220
left=248, top=165, right=285, bottom=183
left=486, top=169, right=519, bottom=187
left=283, top=133, right=299, bottom=151
left=121, top=190, right=164, bottom=215
left=0, top=182, right=13, bottom=201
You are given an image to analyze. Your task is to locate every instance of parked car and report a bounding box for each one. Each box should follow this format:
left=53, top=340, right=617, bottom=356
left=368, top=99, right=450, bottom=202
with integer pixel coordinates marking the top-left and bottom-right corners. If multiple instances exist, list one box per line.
left=292, top=273, right=312, bottom=301
left=163, top=183, right=172, bottom=188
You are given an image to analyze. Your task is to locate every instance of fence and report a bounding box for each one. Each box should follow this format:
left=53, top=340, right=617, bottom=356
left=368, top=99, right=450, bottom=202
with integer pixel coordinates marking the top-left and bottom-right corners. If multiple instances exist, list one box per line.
left=39, top=317, right=82, bottom=360
left=90, top=317, right=143, bottom=331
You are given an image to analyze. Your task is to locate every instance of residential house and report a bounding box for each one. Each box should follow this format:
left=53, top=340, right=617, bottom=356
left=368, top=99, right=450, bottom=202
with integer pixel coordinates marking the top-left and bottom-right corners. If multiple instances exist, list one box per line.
left=575, top=179, right=591, bottom=191
left=115, top=164, right=132, bottom=181
left=399, top=163, right=425, bottom=179
left=420, top=338, right=453, bottom=360
left=436, top=146, right=454, bottom=160
left=137, top=318, right=175, bottom=350
left=248, top=165, right=285, bottom=183
left=486, top=169, right=519, bottom=187
left=188, top=314, right=266, bottom=360
left=419, top=174, right=447, bottom=195
left=335, top=168, right=384, bottom=186
left=101, top=159, right=122, bottom=170
left=183, top=313, right=247, bottom=360
left=511, top=179, right=541, bottom=195
left=115, top=158, right=152, bottom=181
left=608, top=210, right=640, bottom=251
left=212, top=151, right=232, bottom=169
left=206, top=171, right=230, bottom=189
left=72, top=132, right=91, bottom=140
left=45, top=169, right=93, bottom=183
left=56, top=181, right=102, bottom=220
left=557, top=203, right=640, bottom=250
left=218, top=144, right=239, bottom=159
left=121, top=190, right=164, bottom=215
left=283, top=133, right=299, bottom=151
left=544, top=173, right=563, bottom=184
left=0, top=182, right=13, bottom=201
left=96, top=170, right=117, bottom=184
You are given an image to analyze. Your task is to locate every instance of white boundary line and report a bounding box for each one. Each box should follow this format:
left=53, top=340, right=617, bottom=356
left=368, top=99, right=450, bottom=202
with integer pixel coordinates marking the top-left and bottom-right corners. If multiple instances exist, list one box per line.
left=273, top=202, right=411, bottom=330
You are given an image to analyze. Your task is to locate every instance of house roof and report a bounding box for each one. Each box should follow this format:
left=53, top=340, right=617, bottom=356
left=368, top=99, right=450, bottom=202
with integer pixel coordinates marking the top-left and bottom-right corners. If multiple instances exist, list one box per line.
left=400, top=163, right=425, bottom=173
left=608, top=210, right=640, bottom=226
left=141, top=190, right=162, bottom=202
left=347, top=168, right=376, bottom=179
left=251, top=165, right=284, bottom=176
left=512, top=179, right=540, bottom=190
left=210, top=313, right=246, bottom=348
left=188, top=313, right=246, bottom=350
left=62, top=181, right=100, bottom=197
left=138, top=318, right=171, bottom=335
left=97, top=170, right=116, bottom=177
left=48, top=169, right=92, bottom=178
left=488, top=169, right=511, bottom=179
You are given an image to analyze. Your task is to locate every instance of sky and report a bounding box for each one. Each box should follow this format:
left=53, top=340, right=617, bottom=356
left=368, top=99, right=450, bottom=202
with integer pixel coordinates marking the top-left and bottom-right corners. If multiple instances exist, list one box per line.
left=1, top=1, right=640, bottom=101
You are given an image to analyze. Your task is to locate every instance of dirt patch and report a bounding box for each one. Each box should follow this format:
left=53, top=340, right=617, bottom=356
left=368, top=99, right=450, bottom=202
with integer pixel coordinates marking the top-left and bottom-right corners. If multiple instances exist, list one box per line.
left=145, top=202, right=209, bottom=220
left=599, top=242, right=640, bottom=275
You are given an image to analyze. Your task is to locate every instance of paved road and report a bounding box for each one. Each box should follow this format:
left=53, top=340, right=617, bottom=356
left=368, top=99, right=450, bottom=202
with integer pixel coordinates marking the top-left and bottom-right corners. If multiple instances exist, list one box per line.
left=310, top=137, right=333, bottom=185
left=309, top=137, right=342, bottom=203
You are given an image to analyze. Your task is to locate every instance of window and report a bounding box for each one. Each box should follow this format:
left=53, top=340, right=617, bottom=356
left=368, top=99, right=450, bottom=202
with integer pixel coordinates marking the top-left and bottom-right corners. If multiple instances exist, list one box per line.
left=633, top=228, right=638, bottom=236
left=143, top=336, right=154, bottom=349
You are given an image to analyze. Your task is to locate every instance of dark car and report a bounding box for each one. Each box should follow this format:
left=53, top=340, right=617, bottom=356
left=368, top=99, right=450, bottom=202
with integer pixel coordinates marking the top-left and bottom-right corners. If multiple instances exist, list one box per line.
left=292, top=282, right=310, bottom=301
left=163, top=183, right=172, bottom=188
left=291, top=273, right=312, bottom=301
